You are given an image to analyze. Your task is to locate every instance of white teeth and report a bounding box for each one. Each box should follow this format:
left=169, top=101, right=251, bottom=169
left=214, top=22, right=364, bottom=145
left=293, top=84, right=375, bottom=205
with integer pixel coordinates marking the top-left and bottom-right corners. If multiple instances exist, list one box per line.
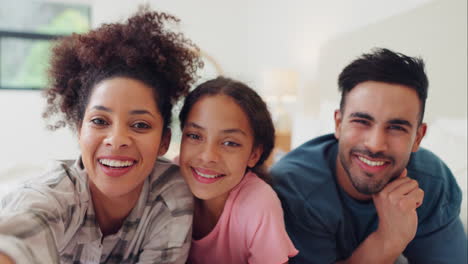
left=99, top=159, right=134, bottom=168
left=195, top=169, right=222, bottom=179
left=358, top=156, right=385, bottom=166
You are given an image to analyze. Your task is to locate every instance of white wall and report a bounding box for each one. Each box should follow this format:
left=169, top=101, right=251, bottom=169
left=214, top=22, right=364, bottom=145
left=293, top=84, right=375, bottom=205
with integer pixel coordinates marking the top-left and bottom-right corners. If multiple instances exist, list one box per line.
left=0, top=0, right=465, bottom=170
left=314, top=0, right=467, bottom=122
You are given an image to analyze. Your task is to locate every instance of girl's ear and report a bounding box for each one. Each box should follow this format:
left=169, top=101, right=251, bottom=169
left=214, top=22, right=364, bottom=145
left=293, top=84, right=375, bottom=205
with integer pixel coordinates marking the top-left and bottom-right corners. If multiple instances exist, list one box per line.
left=247, top=145, right=263, bottom=168
left=158, top=128, right=172, bottom=156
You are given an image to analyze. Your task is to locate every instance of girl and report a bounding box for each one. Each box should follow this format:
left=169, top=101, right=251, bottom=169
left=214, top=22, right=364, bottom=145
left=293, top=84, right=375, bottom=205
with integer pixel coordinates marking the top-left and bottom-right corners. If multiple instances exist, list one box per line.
left=178, top=77, right=298, bottom=263
left=0, top=9, right=201, bottom=264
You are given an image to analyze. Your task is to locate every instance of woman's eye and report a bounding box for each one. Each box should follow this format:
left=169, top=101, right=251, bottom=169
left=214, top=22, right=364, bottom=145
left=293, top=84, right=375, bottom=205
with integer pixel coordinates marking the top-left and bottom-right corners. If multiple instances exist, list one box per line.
left=223, top=141, right=240, bottom=147
left=91, top=118, right=108, bottom=126
left=132, top=122, right=151, bottom=129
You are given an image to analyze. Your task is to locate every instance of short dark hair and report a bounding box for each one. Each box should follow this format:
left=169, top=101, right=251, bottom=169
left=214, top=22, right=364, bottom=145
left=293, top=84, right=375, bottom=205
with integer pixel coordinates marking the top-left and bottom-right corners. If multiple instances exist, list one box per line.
left=338, top=48, right=428, bottom=123
left=43, top=8, right=202, bottom=131
left=179, top=76, right=275, bottom=183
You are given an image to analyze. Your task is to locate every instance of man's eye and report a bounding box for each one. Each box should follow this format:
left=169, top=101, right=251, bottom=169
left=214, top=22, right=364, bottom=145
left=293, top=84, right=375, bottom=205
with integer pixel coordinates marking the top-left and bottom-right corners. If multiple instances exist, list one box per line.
left=389, top=125, right=407, bottom=132
left=352, top=119, right=369, bottom=125
left=91, top=118, right=108, bottom=126
left=223, top=141, right=240, bottom=147
left=132, top=122, right=151, bottom=129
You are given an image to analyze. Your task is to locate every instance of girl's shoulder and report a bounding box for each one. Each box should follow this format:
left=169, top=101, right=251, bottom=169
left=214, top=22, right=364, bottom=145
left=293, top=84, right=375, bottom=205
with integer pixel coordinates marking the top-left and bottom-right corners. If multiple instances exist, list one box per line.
left=233, top=172, right=282, bottom=216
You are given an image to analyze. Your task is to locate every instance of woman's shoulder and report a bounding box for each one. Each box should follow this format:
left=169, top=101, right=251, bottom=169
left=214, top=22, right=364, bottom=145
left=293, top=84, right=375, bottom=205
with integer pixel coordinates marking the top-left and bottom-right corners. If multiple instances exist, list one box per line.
left=146, top=158, right=193, bottom=213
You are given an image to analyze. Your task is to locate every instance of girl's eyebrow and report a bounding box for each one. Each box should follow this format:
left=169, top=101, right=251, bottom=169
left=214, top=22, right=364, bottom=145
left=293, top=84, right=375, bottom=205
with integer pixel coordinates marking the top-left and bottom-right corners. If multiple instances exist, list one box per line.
left=222, top=128, right=247, bottom=136
left=186, top=122, right=204, bottom=130
left=186, top=122, right=247, bottom=136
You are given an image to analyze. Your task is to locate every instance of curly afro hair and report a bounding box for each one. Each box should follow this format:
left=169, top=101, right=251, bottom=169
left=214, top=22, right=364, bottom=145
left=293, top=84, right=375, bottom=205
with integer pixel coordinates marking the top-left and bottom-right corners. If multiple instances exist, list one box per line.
left=43, top=8, right=203, bottom=131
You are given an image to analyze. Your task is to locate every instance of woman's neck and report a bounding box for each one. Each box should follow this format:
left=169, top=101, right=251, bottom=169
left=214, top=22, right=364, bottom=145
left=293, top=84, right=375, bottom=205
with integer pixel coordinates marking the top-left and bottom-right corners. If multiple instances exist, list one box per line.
left=192, top=194, right=229, bottom=240
left=89, top=183, right=143, bottom=236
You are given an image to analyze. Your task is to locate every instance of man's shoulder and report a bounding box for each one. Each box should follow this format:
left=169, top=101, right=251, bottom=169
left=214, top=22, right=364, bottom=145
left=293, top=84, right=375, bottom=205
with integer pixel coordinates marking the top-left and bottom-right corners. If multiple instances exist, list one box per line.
left=271, top=134, right=336, bottom=172
left=408, top=147, right=457, bottom=186
left=270, top=134, right=338, bottom=195
left=409, top=148, right=462, bottom=224
left=270, top=134, right=344, bottom=227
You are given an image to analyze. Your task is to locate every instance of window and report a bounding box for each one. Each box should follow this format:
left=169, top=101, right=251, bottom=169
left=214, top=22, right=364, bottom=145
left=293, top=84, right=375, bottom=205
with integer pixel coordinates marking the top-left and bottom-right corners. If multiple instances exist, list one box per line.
left=0, top=1, right=90, bottom=90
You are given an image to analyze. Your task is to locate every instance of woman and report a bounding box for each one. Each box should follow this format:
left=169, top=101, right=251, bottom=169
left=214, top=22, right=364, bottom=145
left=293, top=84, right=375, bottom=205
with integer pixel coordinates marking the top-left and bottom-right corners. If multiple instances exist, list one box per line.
left=0, top=8, right=201, bottom=264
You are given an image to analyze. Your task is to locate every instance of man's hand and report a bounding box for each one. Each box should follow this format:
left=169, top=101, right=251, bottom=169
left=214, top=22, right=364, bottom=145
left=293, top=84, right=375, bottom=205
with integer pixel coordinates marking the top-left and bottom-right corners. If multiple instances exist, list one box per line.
left=372, top=169, right=424, bottom=255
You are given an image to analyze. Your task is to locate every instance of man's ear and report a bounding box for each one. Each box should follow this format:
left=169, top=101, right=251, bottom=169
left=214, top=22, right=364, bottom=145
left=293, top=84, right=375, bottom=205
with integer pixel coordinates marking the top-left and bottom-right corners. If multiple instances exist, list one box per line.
left=247, top=145, right=263, bottom=168
left=158, top=128, right=172, bottom=156
left=334, top=109, right=343, bottom=140
left=411, top=123, right=427, bottom=152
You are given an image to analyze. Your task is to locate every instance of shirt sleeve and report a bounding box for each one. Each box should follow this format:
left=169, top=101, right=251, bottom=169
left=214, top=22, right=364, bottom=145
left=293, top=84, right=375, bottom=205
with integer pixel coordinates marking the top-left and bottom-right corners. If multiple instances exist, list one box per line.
left=0, top=186, right=67, bottom=264
left=242, top=184, right=298, bottom=264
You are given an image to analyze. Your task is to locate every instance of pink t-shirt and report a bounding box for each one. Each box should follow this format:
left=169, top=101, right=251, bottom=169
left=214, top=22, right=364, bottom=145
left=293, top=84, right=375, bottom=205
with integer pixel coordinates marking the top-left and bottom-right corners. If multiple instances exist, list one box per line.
left=188, top=172, right=298, bottom=264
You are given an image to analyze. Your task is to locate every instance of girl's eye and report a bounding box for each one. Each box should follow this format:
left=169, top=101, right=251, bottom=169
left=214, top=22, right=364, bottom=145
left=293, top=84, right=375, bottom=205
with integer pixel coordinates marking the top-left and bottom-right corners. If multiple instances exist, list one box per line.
left=186, top=133, right=201, bottom=140
left=91, top=118, right=108, bottom=126
left=223, top=141, right=240, bottom=147
left=132, top=122, right=151, bottom=129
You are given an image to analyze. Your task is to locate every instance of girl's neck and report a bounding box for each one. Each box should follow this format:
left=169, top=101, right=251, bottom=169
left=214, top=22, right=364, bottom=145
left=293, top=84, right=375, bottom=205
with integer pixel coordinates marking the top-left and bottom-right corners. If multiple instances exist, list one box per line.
left=193, top=194, right=229, bottom=240
left=90, top=183, right=143, bottom=236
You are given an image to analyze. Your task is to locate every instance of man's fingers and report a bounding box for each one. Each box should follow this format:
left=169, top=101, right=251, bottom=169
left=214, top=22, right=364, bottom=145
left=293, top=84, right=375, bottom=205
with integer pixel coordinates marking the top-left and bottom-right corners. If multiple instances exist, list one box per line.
left=380, top=175, right=412, bottom=195
left=388, top=179, right=420, bottom=203
left=399, top=188, right=425, bottom=210
left=399, top=168, right=408, bottom=178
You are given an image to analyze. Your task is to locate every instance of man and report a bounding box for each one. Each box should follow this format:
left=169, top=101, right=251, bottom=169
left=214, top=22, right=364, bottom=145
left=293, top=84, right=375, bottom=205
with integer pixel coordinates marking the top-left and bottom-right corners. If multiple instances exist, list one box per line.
left=271, top=48, right=467, bottom=264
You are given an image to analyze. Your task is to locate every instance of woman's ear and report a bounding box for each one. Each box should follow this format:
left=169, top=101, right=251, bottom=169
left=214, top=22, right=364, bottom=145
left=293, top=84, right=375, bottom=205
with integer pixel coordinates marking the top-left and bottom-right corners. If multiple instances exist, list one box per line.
left=158, top=128, right=172, bottom=156
left=247, top=145, right=263, bottom=168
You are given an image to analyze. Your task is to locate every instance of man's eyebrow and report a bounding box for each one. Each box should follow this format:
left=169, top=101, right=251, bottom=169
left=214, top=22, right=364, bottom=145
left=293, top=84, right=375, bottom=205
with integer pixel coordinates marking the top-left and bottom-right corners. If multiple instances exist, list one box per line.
left=388, top=119, right=413, bottom=128
left=349, top=112, right=374, bottom=121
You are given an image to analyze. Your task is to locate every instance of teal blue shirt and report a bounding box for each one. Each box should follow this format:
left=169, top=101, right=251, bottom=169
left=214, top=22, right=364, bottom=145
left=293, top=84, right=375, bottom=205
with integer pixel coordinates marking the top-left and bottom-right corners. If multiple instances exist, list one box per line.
left=271, top=134, right=467, bottom=264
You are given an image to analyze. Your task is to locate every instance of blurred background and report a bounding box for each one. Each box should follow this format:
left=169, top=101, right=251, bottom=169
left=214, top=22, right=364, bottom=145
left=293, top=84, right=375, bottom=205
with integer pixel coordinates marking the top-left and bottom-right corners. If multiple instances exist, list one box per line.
left=0, top=0, right=466, bottom=229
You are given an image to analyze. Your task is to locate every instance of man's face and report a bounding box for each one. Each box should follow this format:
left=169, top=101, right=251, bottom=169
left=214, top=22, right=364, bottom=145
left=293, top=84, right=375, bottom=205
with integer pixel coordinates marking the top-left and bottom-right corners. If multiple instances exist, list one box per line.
left=334, top=81, right=426, bottom=200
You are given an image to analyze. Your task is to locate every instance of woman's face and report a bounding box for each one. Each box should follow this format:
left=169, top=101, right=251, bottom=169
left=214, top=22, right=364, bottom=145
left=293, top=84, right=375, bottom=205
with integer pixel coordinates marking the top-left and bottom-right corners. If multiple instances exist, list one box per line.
left=179, top=95, right=261, bottom=206
left=79, top=77, right=169, bottom=201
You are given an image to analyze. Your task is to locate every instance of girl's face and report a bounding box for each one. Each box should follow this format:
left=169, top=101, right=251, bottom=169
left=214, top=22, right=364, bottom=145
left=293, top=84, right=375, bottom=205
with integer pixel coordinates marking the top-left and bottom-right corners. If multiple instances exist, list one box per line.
left=79, top=77, right=169, bottom=201
left=179, top=95, right=262, bottom=205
